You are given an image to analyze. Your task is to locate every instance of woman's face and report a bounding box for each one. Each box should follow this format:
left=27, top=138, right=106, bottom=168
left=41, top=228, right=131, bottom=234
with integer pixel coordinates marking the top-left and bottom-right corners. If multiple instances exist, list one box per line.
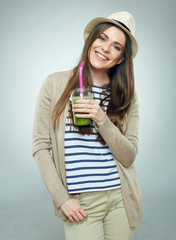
left=89, top=26, right=126, bottom=73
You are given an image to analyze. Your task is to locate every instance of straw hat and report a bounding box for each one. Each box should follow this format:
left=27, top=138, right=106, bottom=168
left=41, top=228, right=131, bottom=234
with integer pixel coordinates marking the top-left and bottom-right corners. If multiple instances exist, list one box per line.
left=84, top=11, right=138, bottom=58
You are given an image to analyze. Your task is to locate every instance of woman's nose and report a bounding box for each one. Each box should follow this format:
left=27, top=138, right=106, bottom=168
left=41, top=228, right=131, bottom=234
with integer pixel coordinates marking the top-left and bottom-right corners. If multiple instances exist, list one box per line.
left=101, top=42, right=110, bottom=53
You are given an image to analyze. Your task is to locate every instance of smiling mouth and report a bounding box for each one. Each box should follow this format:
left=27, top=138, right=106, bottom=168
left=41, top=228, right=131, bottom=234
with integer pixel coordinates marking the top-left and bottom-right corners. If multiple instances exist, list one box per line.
left=95, top=51, right=109, bottom=60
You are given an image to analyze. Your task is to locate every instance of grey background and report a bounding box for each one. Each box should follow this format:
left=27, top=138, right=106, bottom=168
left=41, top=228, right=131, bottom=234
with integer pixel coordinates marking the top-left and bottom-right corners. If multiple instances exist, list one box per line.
left=0, top=0, right=176, bottom=239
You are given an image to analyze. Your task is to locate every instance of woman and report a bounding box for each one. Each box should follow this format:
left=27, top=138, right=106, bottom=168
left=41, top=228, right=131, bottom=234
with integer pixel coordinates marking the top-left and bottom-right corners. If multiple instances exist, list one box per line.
left=32, top=11, right=142, bottom=240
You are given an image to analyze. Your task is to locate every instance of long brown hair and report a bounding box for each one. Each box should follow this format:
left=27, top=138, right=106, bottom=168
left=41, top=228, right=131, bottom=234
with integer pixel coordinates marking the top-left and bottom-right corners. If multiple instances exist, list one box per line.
left=52, top=22, right=135, bottom=144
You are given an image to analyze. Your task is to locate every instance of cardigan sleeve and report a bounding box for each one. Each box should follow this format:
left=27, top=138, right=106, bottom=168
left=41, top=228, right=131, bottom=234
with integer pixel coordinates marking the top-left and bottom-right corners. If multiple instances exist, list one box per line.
left=32, top=76, right=70, bottom=208
left=96, top=93, right=139, bottom=168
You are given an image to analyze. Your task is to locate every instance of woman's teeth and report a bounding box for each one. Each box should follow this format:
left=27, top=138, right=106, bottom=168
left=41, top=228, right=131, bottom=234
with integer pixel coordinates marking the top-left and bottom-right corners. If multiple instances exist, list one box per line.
left=96, top=52, right=108, bottom=60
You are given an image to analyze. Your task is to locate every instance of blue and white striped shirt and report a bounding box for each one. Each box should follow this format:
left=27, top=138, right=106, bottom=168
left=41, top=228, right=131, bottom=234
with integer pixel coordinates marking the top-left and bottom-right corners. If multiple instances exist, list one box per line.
left=64, top=85, right=121, bottom=194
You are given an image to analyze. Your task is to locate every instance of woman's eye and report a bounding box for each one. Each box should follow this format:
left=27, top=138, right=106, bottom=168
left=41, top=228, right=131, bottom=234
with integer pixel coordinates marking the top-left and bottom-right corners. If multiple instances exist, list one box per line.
left=114, top=45, right=120, bottom=50
left=99, top=36, right=105, bottom=41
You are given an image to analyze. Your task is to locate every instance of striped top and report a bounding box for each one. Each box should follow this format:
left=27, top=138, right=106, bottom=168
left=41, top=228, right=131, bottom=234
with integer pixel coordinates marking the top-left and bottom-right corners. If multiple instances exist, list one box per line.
left=64, top=85, right=121, bottom=194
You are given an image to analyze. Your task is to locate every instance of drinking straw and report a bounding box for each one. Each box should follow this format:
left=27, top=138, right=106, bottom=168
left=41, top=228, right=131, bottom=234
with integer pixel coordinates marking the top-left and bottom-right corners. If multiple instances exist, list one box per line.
left=79, top=61, right=85, bottom=98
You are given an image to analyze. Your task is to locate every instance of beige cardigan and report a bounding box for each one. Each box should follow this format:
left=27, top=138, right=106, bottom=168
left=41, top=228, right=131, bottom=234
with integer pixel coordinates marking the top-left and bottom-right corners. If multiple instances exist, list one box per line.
left=32, top=70, right=142, bottom=227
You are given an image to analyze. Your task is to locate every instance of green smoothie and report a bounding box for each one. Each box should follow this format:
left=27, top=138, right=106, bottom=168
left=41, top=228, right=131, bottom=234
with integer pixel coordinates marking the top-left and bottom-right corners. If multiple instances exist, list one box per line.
left=72, top=97, right=92, bottom=126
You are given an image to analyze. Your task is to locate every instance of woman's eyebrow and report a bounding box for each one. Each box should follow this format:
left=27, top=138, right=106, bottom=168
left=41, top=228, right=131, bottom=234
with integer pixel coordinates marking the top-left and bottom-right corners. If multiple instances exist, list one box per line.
left=102, top=32, right=123, bottom=47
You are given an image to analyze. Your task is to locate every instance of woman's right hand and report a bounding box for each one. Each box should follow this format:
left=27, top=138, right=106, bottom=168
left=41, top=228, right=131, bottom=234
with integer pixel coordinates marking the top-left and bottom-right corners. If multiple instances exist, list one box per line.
left=60, top=194, right=88, bottom=222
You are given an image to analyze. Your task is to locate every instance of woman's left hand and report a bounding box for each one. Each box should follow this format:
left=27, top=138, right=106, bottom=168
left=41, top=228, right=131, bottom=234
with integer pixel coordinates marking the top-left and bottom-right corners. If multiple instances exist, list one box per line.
left=72, top=99, right=106, bottom=127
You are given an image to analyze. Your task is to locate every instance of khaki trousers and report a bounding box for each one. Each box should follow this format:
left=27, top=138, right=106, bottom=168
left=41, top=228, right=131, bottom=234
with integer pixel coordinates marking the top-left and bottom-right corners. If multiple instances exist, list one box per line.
left=64, top=188, right=135, bottom=240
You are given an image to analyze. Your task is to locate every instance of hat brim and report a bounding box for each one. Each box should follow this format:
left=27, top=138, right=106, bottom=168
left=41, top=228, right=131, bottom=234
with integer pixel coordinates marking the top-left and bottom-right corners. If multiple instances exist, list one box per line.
left=84, top=17, right=138, bottom=58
